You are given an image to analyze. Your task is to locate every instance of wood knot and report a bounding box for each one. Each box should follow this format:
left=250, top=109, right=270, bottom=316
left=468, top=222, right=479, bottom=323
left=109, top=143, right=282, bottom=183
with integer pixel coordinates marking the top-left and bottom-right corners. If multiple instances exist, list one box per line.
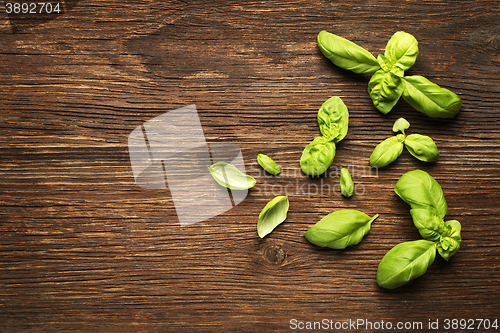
left=264, top=245, right=287, bottom=265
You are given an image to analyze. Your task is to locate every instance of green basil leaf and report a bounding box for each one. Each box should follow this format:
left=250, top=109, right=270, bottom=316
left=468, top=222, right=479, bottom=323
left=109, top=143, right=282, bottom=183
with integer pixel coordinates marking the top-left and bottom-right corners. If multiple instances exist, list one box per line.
left=257, top=195, right=289, bottom=238
left=437, top=220, right=462, bottom=261
left=317, top=30, right=380, bottom=74
left=368, top=69, right=405, bottom=114
left=369, top=134, right=405, bottom=167
left=384, top=31, right=419, bottom=71
left=317, top=96, right=349, bottom=142
left=257, top=154, right=281, bottom=175
left=392, top=117, right=410, bottom=135
left=402, top=75, right=462, bottom=118
left=404, top=134, right=440, bottom=162
left=300, top=136, right=336, bottom=176
left=394, top=170, right=447, bottom=219
left=304, top=209, right=379, bottom=249
left=208, top=161, right=256, bottom=190
left=377, top=239, right=437, bottom=289
left=410, top=208, right=446, bottom=241
left=339, top=168, right=354, bottom=198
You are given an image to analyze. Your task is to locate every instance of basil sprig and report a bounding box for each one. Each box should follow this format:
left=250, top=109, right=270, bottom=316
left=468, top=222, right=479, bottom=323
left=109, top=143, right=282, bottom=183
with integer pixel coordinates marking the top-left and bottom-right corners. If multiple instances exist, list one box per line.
left=300, top=96, right=349, bottom=176
left=257, top=195, right=289, bottom=238
left=304, top=210, right=379, bottom=249
left=377, top=170, right=462, bottom=289
left=318, top=30, right=462, bottom=118
left=369, top=118, right=439, bottom=167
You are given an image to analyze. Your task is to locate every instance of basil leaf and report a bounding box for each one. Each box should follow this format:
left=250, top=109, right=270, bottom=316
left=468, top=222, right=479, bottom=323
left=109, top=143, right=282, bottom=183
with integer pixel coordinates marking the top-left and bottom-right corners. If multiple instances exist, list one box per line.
left=384, top=31, right=419, bottom=71
left=377, top=239, right=437, bottom=289
left=300, top=136, right=336, bottom=176
left=392, top=117, right=410, bottom=135
left=437, top=220, right=462, bottom=261
left=304, top=210, right=378, bottom=249
left=317, top=30, right=380, bottom=74
left=257, top=195, right=289, bottom=238
left=339, top=168, right=354, bottom=198
left=402, top=75, right=463, bottom=118
left=369, top=134, right=405, bottom=167
left=404, top=134, right=440, bottom=163
left=317, top=96, right=349, bottom=142
left=410, top=208, right=446, bottom=241
left=208, top=161, right=256, bottom=190
left=257, top=154, right=281, bottom=175
left=367, top=68, right=405, bottom=114
left=394, top=170, right=447, bottom=219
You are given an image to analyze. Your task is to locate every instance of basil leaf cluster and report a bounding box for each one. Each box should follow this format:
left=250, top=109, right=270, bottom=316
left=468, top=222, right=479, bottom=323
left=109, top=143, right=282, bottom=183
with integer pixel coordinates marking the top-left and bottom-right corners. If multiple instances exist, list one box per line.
left=304, top=210, right=379, bottom=249
left=370, top=118, right=439, bottom=167
left=377, top=170, right=462, bottom=289
left=300, top=96, right=349, bottom=176
left=318, top=30, right=462, bottom=118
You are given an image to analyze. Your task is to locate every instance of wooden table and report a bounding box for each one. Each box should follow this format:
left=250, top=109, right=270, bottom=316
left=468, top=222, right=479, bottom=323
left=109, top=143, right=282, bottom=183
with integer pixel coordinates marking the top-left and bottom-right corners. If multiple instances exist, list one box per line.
left=1, top=1, right=499, bottom=331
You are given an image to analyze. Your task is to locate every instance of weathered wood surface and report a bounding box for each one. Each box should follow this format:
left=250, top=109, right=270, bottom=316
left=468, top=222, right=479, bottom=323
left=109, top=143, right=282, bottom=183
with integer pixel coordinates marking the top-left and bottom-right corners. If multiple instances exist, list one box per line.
left=1, top=1, right=499, bottom=331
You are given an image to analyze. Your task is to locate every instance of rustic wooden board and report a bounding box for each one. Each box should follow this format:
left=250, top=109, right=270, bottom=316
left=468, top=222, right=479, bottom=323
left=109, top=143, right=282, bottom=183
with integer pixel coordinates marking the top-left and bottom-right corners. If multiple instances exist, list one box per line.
left=1, top=0, right=499, bottom=331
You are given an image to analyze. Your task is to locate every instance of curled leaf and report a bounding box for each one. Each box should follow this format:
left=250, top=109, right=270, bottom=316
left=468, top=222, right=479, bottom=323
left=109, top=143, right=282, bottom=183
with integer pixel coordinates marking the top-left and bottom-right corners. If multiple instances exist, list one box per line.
left=410, top=208, right=445, bottom=241
left=402, top=75, right=462, bottom=118
left=404, top=134, right=440, bottom=162
left=339, top=168, right=354, bottom=198
left=369, top=134, right=405, bottom=167
left=208, top=161, right=256, bottom=190
left=437, top=220, right=462, bottom=261
left=300, top=136, right=336, bottom=176
left=377, top=239, right=437, bottom=289
left=257, top=196, right=289, bottom=238
left=317, top=96, right=349, bottom=142
left=304, top=210, right=379, bottom=249
left=394, top=170, right=447, bottom=219
left=368, top=68, right=405, bottom=114
left=317, top=30, right=380, bottom=74
left=257, top=154, right=281, bottom=175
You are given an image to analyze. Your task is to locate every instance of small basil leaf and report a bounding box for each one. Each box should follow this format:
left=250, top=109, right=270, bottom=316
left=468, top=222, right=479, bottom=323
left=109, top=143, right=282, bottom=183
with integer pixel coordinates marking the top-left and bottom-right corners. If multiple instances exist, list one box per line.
left=410, top=208, right=446, bottom=241
left=339, top=168, right=354, bottom=198
left=404, top=134, right=440, bottom=162
left=369, top=134, right=405, bottom=167
left=317, top=30, right=380, bottom=74
left=367, top=69, right=405, bottom=114
left=402, top=75, right=462, bottom=118
left=300, top=136, right=336, bottom=176
left=392, top=117, right=410, bottom=135
left=257, top=196, right=289, bottom=238
left=394, top=170, right=447, bottom=219
left=377, top=54, right=393, bottom=72
left=437, top=220, right=462, bottom=261
left=317, top=96, right=349, bottom=142
left=384, top=31, right=419, bottom=71
left=377, top=239, right=437, bottom=289
left=304, top=210, right=379, bottom=249
left=208, top=161, right=256, bottom=190
left=257, top=154, right=281, bottom=175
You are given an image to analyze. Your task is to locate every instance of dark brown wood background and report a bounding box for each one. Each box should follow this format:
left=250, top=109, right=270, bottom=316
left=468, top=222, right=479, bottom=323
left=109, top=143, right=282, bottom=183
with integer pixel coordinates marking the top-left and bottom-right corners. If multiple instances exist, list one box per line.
left=1, top=0, right=499, bottom=332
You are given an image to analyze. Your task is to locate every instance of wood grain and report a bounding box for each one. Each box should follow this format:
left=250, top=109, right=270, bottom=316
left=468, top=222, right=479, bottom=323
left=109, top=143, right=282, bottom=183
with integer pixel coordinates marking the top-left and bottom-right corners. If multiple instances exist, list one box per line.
left=1, top=0, right=500, bottom=331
